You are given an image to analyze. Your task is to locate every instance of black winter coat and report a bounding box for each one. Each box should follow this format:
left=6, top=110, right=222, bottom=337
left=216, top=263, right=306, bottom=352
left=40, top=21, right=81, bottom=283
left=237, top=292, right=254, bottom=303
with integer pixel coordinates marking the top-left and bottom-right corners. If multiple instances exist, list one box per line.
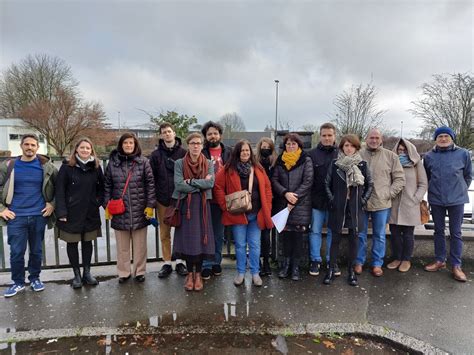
left=56, top=160, right=104, bottom=234
left=271, top=151, right=314, bottom=227
left=150, top=138, right=186, bottom=207
left=325, top=160, right=373, bottom=233
left=308, top=143, right=338, bottom=210
left=104, top=150, right=156, bottom=231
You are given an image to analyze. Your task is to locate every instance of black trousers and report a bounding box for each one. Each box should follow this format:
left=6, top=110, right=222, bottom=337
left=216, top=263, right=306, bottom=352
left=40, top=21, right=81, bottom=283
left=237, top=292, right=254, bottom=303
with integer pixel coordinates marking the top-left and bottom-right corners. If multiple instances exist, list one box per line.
left=282, top=231, right=304, bottom=259
left=261, top=229, right=271, bottom=259
left=389, top=224, right=415, bottom=261
left=329, top=206, right=358, bottom=268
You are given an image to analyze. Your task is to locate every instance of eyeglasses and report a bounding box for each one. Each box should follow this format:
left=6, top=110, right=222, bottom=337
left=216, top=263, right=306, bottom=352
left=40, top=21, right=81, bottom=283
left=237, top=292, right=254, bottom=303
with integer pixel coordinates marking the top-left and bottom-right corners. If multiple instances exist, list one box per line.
left=188, top=142, right=202, bottom=146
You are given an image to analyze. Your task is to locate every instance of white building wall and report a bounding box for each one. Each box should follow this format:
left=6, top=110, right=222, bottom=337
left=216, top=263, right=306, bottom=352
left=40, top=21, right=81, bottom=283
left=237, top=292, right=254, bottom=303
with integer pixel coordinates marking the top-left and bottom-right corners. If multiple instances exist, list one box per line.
left=0, top=118, right=48, bottom=156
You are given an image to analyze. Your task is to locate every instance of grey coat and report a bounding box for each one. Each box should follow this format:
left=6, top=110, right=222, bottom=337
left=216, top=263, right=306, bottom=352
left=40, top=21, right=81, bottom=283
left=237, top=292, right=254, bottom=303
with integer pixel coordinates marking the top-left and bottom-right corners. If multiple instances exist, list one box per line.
left=388, top=139, right=428, bottom=226
left=172, top=157, right=215, bottom=200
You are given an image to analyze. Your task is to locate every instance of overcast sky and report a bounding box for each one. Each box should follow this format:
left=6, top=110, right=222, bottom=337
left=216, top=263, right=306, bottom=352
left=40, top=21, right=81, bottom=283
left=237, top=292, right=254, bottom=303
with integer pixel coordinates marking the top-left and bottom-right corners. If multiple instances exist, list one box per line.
left=1, top=0, right=472, bottom=137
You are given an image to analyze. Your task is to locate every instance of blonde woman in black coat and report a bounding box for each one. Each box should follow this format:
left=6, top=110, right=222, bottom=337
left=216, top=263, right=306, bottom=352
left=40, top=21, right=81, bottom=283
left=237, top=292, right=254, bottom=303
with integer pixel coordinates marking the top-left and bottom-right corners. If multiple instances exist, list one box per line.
left=56, top=138, right=104, bottom=288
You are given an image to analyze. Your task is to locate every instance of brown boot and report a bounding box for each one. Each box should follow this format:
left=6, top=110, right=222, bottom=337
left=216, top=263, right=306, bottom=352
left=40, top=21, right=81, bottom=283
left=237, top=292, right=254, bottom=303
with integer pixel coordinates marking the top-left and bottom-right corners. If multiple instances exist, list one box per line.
left=424, top=260, right=446, bottom=272
left=452, top=266, right=467, bottom=282
left=184, top=273, right=194, bottom=291
left=194, top=272, right=203, bottom=291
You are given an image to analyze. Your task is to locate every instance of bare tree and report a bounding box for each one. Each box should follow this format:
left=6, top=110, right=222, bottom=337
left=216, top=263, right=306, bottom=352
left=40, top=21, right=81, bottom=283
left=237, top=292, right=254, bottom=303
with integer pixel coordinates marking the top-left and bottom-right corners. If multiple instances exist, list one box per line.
left=0, top=54, right=78, bottom=117
left=218, top=112, right=246, bottom=139
left=19, top=89, right=107, bottom=156
left=0, top=54, right=107, bottom=156
left=410, top=73, right=473, bottom=149
left=332, top=83, right=386, bottom=139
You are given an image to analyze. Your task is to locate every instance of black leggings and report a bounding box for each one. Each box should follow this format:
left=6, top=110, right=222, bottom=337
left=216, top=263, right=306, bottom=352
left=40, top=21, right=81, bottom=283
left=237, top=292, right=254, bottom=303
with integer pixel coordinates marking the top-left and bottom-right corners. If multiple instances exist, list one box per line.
left=186, top=259, right=203, bottom=272
left=282, top=231, right=304, bottom=259
left=330, top=229, right=358, bottom=268
left=67, top=240, right=93, bottom=268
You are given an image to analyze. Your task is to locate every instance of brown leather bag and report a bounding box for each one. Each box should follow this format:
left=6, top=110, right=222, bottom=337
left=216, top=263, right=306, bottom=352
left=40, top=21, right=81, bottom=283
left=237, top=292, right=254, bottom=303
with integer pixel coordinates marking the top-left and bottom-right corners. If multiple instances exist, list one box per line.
left=164, top=197, right=181, bottom=227
left=225, top=167, right=254, bottom=215
left=420, top=200, right=430, bottom=224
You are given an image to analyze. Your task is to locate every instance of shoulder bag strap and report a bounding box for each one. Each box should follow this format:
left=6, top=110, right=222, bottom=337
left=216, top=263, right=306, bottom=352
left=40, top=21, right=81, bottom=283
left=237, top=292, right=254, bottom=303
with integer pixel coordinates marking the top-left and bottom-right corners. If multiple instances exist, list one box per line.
left=121, top=161, right=135, bottom=198
left=248, top=167, right=254, bottom=193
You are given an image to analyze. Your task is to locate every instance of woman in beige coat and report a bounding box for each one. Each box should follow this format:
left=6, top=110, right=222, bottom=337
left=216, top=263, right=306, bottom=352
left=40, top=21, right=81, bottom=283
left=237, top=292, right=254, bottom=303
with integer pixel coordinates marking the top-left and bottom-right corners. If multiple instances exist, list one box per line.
left=387, top=138, right=427, bottom=272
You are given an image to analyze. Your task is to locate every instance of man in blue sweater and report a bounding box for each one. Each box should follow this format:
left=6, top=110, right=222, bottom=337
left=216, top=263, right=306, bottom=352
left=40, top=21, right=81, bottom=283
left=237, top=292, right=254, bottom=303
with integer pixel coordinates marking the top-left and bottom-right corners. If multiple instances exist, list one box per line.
left=0, top=134, right=58, bottom=297
left=423, top=126, right=472, bottom=282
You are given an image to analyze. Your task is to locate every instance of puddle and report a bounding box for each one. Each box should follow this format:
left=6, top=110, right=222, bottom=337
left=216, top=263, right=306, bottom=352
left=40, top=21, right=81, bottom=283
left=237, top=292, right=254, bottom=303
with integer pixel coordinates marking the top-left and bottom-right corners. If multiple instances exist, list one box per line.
left=0, top=333, right=411, bottom=354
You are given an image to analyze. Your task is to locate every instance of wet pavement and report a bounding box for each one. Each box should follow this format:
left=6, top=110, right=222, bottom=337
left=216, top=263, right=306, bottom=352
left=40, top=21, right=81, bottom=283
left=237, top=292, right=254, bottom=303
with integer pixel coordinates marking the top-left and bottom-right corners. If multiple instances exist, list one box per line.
left=0, top=260, right=473, bottom=354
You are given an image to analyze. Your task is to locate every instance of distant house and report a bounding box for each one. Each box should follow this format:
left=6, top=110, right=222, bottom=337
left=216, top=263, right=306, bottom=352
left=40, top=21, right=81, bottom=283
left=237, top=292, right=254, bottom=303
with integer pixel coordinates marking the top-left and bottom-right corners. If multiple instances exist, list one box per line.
left=0, top=118, right=48, bottom=156
left=222, top=131, right=273, bottom=148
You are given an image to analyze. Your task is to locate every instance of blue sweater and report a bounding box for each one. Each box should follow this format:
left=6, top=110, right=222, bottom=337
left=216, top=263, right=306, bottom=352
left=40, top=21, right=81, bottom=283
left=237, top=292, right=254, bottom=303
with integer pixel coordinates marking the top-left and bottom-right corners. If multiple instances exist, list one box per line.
left=10, top=158, right=46, bottom=216
left=423, top=145, right=472, bottom=206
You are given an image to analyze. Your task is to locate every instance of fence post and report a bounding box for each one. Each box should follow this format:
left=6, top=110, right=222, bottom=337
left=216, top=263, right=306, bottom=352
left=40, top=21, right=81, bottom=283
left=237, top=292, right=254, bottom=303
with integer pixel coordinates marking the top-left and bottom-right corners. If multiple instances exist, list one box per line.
left=0, top=227, right=5, bottom=269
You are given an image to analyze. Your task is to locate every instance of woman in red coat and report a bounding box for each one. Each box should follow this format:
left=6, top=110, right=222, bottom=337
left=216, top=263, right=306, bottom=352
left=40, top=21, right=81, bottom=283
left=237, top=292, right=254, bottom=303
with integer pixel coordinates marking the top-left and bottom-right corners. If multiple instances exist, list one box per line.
left=214, top=140, right=273, bottom=287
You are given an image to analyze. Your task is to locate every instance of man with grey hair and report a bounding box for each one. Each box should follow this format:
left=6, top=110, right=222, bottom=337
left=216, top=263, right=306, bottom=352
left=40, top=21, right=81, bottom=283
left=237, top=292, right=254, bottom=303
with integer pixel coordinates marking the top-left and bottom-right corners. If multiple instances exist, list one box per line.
left=355, top=129, right=405, bottom=277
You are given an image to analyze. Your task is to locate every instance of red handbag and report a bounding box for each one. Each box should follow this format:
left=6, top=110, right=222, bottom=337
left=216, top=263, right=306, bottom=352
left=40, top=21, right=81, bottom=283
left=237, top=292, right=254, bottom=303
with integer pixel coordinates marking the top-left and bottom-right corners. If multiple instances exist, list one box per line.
left=107, top=163, right=135, bottom=216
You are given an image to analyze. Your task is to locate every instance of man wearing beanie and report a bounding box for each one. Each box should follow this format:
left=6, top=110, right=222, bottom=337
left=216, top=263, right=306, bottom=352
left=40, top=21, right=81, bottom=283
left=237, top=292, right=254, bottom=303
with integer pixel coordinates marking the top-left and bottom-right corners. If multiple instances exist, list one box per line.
left=423, top=126, right=472, bottom=282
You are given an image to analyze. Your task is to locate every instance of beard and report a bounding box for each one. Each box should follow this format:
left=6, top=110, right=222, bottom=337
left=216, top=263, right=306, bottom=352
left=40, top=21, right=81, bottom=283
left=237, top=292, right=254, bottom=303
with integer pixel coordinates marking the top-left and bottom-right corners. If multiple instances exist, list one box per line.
left=208, top=140, right=220, bottom=148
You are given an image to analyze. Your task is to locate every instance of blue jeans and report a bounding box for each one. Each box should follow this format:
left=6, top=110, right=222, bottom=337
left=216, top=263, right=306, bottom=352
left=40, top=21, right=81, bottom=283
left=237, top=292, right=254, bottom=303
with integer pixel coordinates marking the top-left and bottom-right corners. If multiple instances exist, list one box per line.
left=7, top=215, right=47, bottom=285
left=309, top=208, right=332, bottom=263
left=232, top=213, right=261, bottom=275
left=203, top=203, right=225, bottom=270
left=356, top=208, right=390, bottom=267
left=430, top=204, right=464, bottom=267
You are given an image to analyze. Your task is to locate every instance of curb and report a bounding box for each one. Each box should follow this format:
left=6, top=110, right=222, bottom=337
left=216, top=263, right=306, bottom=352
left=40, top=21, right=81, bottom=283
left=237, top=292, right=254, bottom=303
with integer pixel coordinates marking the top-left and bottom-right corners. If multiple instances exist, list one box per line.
left=0, top=322, right=448, bottom=354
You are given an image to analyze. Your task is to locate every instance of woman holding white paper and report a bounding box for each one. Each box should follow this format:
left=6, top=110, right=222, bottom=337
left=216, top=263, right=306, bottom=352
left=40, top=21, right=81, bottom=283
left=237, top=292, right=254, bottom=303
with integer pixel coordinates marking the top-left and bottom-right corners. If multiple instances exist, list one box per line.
left=271, top=133, right=313, bottom=281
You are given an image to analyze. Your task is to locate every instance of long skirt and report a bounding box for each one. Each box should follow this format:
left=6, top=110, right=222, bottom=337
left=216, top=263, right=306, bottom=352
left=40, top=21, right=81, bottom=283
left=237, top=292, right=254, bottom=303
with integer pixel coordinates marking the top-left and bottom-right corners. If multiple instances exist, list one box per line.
left=173, top=193, right=215, bottom=263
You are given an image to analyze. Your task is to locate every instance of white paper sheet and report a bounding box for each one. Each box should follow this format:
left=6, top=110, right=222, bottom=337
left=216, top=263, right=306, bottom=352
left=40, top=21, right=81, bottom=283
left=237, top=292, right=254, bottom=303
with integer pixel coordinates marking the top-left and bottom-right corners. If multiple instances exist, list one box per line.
left=271, top=207, right=290, bottom=233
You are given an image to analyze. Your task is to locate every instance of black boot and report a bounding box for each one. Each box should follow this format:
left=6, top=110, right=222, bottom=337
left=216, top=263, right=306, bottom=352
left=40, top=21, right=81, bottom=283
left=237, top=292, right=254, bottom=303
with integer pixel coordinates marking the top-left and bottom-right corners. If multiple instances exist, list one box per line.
left=323, top=268, right=336, bottom=285
left=291, top=259, right=300, bottom=281
left=347, top=267, right=358, bottom=286
left=260, top=258, right=272, bottom=276
left=71, top=267, right=83, bottom=289
left=278, top=258, right=291, bottom=278
left=82, top=266, right=99, bottom=286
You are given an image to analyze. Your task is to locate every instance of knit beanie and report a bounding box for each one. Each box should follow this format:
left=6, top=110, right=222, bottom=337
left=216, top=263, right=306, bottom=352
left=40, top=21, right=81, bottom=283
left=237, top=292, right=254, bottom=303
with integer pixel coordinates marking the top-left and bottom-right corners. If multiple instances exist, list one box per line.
left=433, top=126, right=455, bottom=141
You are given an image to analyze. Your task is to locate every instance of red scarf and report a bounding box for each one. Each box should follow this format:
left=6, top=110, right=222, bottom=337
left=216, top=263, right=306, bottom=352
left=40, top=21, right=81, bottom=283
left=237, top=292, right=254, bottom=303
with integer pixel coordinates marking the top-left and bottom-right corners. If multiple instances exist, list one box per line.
left=182, top=152, right=210, bottom=245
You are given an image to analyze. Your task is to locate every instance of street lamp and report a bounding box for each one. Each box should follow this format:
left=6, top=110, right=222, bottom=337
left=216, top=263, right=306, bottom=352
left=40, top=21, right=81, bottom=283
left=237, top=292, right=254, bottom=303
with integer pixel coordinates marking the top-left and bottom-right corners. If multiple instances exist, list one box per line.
left=400, top=120, right=403, bottom=137
left=118, top=111, right=121, bottom=132
left=274, top=79, right=279, bottom=141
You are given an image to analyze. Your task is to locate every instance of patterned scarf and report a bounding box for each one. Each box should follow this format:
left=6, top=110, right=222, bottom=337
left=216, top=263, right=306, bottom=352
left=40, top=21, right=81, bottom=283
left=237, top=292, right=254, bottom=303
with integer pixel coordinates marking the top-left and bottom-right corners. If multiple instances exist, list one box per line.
left=236, top=161, right=252, bottom=178
left=281, top=148, right=302, bottom=170
left=335, top=152, right=365, bottom=187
